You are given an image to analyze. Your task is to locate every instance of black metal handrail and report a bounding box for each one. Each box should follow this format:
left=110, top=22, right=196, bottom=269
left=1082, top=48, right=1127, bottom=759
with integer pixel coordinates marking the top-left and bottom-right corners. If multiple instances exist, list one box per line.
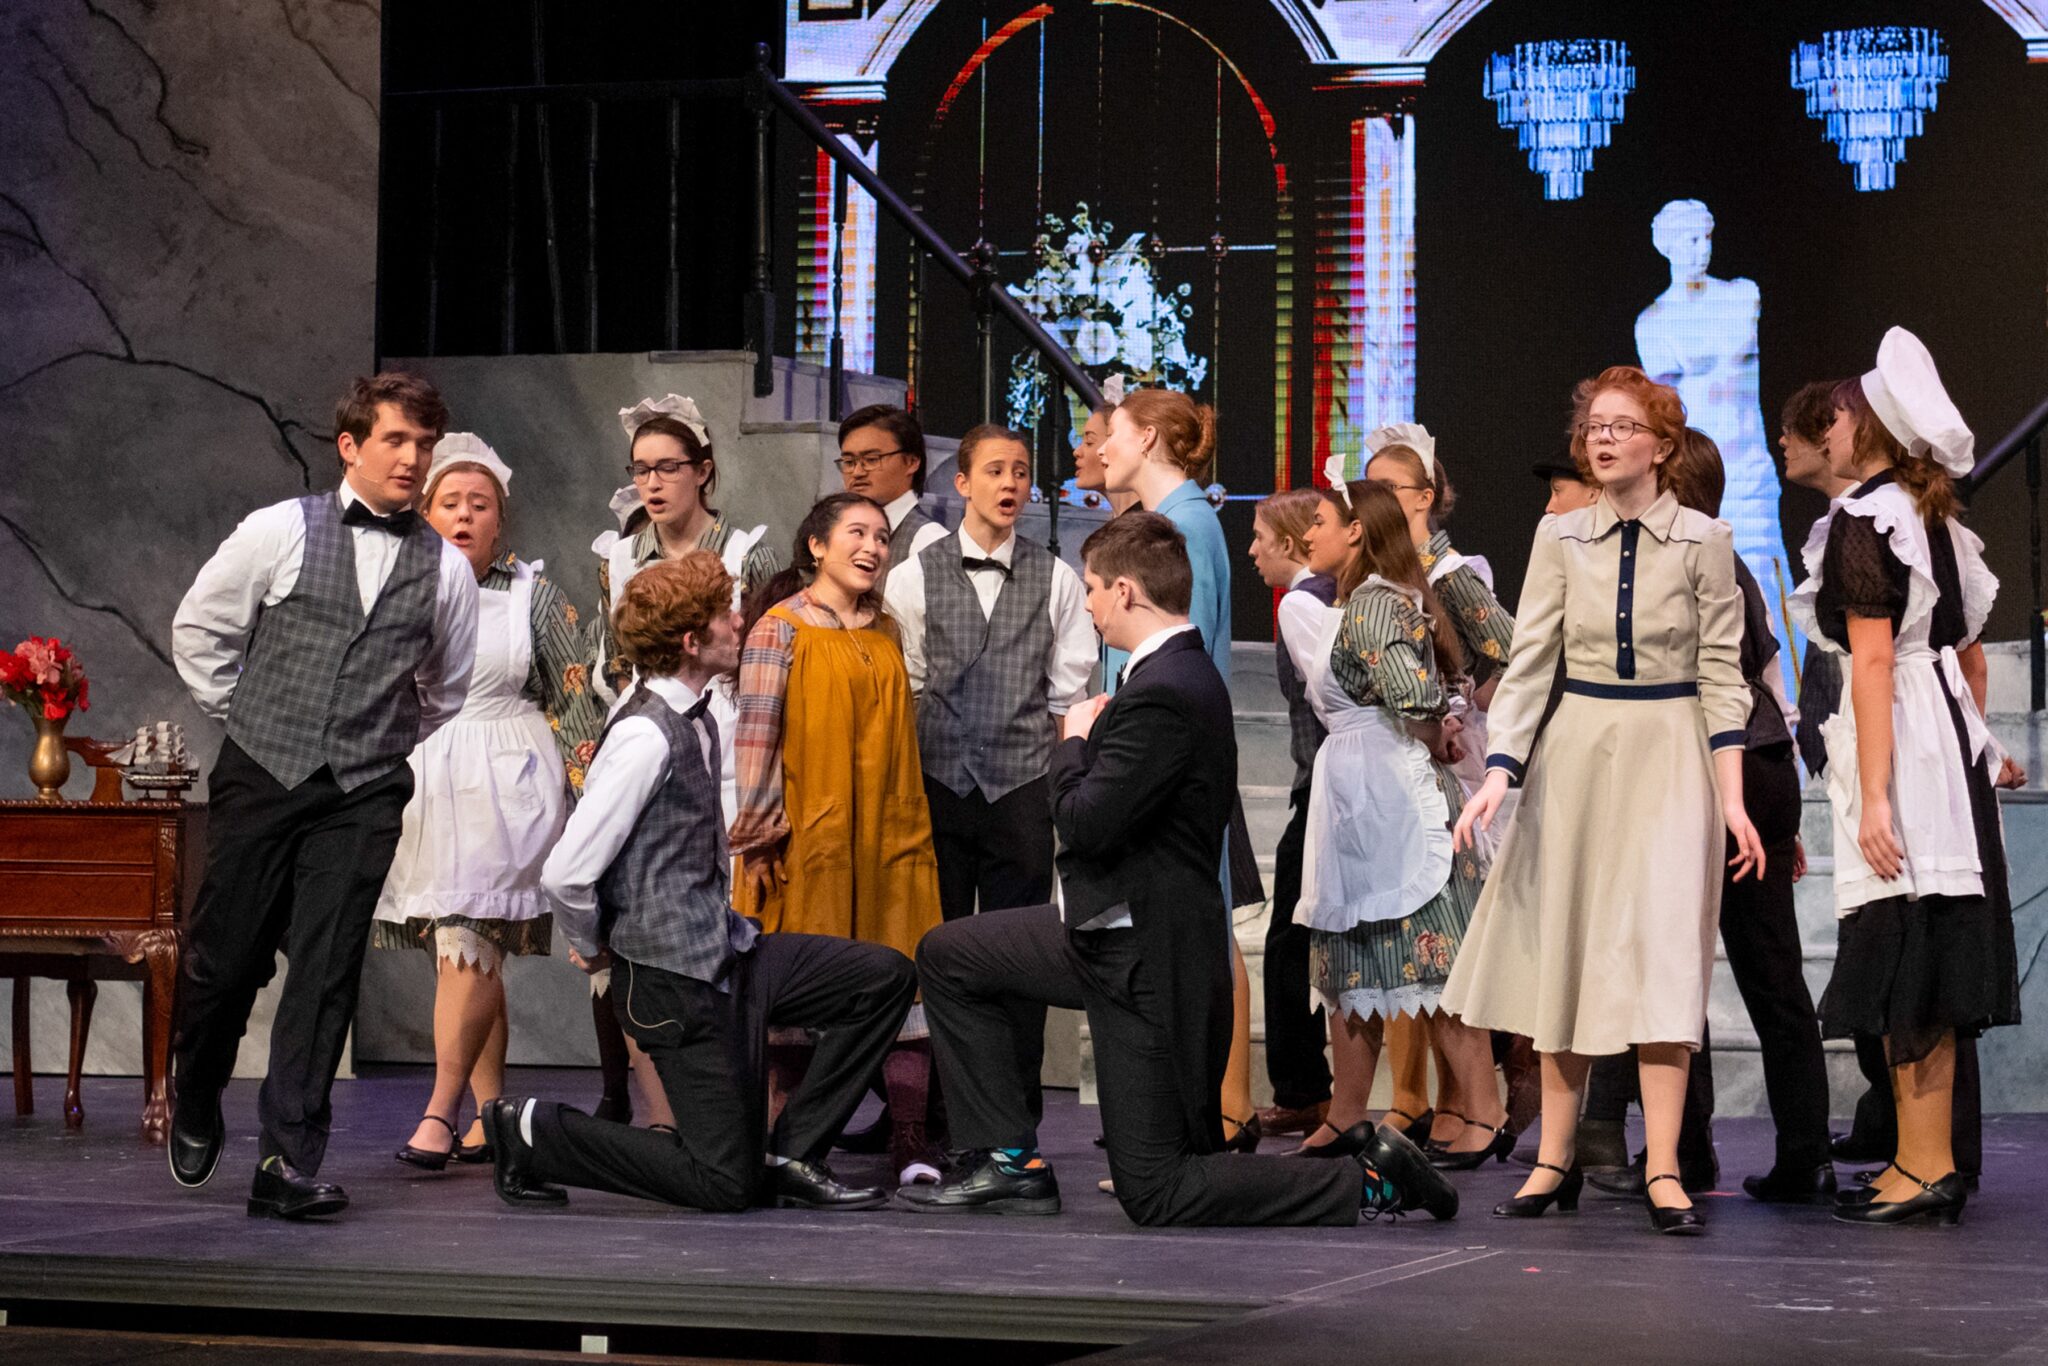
left=1965, top=396, right=2048, bottom=712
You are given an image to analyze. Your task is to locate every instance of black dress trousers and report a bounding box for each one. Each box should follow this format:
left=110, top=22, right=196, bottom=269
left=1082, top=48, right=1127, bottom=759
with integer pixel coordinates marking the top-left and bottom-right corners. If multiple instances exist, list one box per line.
left=1262, top=791, right=1330, bottom=1110
left=918, top=904, right=1361, bottom=1228
left=172, top=738, right=413, bottom=1175
left=528, top=934, right=916, bottom=1210
left=924, top=774, right=1055, bottom=923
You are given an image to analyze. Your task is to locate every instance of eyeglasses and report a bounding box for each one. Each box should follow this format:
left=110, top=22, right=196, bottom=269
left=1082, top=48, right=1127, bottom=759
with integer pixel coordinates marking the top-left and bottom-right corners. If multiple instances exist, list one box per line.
left=836, top=450, right=907, bottom=474
left=1578, top=419, right=1652, bottom=442
left=1367, top=477, right=1432, bottom=495
left=627, top=458, right=701, bottom=482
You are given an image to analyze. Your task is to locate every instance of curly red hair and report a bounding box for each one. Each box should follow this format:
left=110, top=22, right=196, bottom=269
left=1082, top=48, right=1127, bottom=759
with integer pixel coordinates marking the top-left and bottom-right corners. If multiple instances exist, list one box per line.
left=1569, top=366, right=1688, bottom=490
left=613, top=551, right=734, bottom=676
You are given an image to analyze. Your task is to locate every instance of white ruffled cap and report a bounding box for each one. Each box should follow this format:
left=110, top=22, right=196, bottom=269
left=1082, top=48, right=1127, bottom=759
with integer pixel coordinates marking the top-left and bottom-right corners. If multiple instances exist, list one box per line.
left=619, top=393, right=711, bottom=447
left=1860, top=327, right=1974, bottom=478
left=427, top=432, right=514, bottom=498
left=1321, top=453, right=1353, bottom=507
left=607, top=482, right=644, bottom=533
left=1364, top=422, right=1437, bottom=478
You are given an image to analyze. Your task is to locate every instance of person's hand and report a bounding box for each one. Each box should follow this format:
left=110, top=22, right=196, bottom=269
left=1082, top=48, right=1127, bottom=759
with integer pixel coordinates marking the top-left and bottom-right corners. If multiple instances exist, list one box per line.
left=1724, top=800, right=1766, bottom=883
left=568, top=946, right=614, bottom=975
left=1791, top=836, right=1807, bottom=884
left=1857, top=795, right=1905, bottom=882
left=1453, top=769, right=1510, bottom=853
left=1062, top=693, right=1111, bottom=742
left=742, top=850, right=786, bottom=905
left=1996, top=756, right=2027, bottom=789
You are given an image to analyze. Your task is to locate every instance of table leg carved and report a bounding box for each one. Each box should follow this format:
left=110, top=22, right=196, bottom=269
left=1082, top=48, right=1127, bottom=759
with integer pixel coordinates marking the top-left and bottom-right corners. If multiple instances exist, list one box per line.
left=134, top=930, right=179, bottom=1144
left=10, top=976, right=29, bottom=1116
left=65, top=978, right=95, bottom=1128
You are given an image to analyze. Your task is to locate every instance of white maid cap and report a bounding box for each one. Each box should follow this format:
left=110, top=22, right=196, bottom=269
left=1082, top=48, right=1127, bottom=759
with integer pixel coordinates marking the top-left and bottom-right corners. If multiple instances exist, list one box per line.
left=427, top=432, right=514, bottom=497
left=608, top=483, right=645, bottom=533
left=1860, top=327, right=1973, bottom=478
left=1321, top=453, right=1352, bottom=508
left=619, top=393, right=711, bottom=447
left=1364, top=422, right=1437, bottom=479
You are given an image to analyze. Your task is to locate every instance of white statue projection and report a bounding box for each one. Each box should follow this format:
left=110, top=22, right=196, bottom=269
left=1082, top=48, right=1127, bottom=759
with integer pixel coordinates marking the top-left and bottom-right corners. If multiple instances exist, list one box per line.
left=1634, top=199, right=1798, bottom=687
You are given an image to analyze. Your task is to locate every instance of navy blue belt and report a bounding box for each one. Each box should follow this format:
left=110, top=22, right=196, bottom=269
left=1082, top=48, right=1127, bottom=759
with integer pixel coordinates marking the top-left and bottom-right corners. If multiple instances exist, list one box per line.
left=1562, top=678, right=1698, bottom=700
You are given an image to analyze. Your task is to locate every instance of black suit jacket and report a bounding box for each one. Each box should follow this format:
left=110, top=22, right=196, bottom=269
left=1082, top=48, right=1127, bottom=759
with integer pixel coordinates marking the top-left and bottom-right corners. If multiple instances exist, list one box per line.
left=1050, top=628, right=1236, bottom=1147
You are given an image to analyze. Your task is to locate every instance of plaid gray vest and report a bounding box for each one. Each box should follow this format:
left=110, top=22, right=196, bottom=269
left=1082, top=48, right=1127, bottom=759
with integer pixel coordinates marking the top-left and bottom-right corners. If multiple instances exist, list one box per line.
left=225, top=493, right=440, bottom=792
left=916, top=535, right=1055, bottom=801
left=595, top=686, right=758, bottom=988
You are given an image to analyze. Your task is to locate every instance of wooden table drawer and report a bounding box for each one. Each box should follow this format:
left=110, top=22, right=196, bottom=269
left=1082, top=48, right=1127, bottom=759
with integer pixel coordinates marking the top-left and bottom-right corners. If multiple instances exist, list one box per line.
left=0, top=816, right=160, bottom=866
left=0, top=869, right=158, bottom=923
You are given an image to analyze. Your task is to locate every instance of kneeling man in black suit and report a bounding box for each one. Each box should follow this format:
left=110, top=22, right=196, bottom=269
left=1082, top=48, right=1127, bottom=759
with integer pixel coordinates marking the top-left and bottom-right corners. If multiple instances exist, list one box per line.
left=902, top=513, right=1456, bottom=1226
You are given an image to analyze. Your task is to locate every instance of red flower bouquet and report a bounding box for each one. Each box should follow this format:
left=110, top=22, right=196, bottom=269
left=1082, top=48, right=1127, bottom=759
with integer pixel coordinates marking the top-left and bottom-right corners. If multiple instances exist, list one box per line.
left=1, top=636, right=92, bottom=722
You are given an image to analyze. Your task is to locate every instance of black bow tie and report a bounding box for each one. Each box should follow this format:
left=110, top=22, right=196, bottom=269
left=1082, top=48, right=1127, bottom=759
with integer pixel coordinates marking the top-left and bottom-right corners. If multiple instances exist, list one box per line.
left=682, top=691, right=713, bottom=721
left=962, top=556, right=1011, bottom=578
left=341, top=500, right=419, bottom=534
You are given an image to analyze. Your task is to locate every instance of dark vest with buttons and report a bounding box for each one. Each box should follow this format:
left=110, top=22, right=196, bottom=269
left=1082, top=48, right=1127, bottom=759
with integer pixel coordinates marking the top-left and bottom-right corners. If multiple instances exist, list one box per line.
left=225, top=492, right=441, bottom=792
left=916, top=534, right=1056, bottom=801
left=595, top=686, right=758, bottom=987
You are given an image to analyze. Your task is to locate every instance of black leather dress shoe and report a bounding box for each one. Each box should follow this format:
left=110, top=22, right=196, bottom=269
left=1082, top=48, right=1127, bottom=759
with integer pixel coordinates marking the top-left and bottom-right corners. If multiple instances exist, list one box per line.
left=767, top=1158, right=889, bottom=1210
left=481, top=1097, right=568, bottom=1208
left=1360, top=1122, right=1459, bottom=1221
left=1742, top=1162, right=1838, bottom=1205
left=1832, top=1167, right=1965, bottom=1226
left=168, top=1097, right=225, bottom=1189
left=247, top=1157, right=348, bottom=1220
left=894, top=1151, right=1061, bottom=1214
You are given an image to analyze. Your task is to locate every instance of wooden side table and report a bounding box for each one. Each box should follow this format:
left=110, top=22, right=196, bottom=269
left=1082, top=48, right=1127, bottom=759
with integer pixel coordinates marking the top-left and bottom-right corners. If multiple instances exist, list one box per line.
left=0, top=800, right=198, bottom=1144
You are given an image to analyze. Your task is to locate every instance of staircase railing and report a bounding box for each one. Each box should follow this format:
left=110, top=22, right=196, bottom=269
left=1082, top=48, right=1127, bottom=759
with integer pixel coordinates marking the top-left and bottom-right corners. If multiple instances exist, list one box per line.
left=1964, top=395, right=2048, bottom=712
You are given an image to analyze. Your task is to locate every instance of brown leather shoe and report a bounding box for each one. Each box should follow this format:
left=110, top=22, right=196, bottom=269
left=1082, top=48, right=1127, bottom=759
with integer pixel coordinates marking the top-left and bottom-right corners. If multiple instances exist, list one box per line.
left=1255, top=1100, right=1329, bottom=1137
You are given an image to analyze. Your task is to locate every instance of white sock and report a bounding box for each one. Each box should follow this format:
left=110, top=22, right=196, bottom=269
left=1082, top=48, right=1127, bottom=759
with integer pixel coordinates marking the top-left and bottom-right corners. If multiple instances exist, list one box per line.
left=520, top=1097, right=537, bottom=1147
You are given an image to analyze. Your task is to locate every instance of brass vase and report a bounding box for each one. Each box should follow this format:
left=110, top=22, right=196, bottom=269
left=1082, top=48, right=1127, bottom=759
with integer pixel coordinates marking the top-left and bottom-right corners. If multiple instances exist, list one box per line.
left=29, top=712, right=70, bottom=802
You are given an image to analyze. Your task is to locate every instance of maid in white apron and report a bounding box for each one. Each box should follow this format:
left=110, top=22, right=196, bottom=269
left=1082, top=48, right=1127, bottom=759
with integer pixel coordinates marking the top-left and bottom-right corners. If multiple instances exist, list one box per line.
left=1284, top=477, right=1495, bottom=1163
left=1787, top=328, right=2023, bottom=1227
left=375, top=435, right=606, bottom=1168
left=582, top=394, right=777, bottom=1128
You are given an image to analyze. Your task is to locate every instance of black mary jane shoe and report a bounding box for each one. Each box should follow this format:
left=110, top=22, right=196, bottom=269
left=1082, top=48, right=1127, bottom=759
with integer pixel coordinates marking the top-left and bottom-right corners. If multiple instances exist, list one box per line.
left=1431, top=1117, right=1515, bottom=1171
left=481, top=1098, right=568, bottom=1208
left=248, top=1157, right=349, bottom=1220
left=1493, top=1160, right=1582, bottom=1218
left=1221, top=1113, right=1263, bottom=1154
left=395, top=1113, right=458, bottom=1171
left=1293, top=1120, right=1372, bottom=1160
left=1420, top=1110, right=1468, bottom=1156
left=1386, top=1107, right=1435, bottom=1146
left=1831, top=1164, right=1965, bottom=1226
left=1644, top=1172, right=1706, bottom=1235
left=1742, top=1162, right=1837, bottom=1205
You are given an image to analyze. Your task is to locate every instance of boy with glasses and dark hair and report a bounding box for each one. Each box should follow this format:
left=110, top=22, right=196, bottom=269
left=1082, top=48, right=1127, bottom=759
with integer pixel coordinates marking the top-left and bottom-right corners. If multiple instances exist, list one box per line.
left=837, top=403, right=947, bottom=562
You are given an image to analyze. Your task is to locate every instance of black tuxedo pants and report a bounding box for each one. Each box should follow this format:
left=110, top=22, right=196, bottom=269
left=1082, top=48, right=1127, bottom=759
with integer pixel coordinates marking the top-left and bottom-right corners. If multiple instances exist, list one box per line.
left=172, top=739, right=412, bottom=1175
left=528, top=936, right=916, bottom=1210
left=924, top=774, right=1055, bottom=923
left=918, top=905, right=1361, bottom=1227
left=1262, top=792, right=1331, bottom=1110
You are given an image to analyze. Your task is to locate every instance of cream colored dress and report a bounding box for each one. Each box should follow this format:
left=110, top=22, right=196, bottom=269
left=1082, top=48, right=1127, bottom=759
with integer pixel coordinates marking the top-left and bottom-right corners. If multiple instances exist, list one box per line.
left=1439, top=492, right=1751, bottom=1054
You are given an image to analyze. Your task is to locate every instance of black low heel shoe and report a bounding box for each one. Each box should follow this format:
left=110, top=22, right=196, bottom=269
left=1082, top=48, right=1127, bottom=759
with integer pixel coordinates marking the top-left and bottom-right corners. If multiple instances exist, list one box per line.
left=395, top=1113, right=457, bottom=1171
left=1493, top=1160, right=1582, bottom=1218
left=1294, top=1120, right=1371, bottom=1159
left=1832, top=1165, right=1965, bottom=1226
left=1645, top=1173, right=1706, bottom=1235
left=1431, top=1118, right=1515, bottom=1171
left=1222, top=1113, right=1263, bottom=1154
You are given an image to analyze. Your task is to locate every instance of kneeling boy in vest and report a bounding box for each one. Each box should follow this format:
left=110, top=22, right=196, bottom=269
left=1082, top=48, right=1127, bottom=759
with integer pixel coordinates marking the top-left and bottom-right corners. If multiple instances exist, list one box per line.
left=886, top=423, right=1097, bottom=922
left=486, top=552, right=917, bottom=1212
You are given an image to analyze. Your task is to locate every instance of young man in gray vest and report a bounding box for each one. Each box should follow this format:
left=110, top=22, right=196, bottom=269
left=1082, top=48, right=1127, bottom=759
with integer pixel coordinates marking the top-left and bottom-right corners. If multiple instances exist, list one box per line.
left=169, top=373, right=480, bottom=1218
left=837, top=403, right=947, bottom=565
left=886, top=423, right=1097, bottom=923
left=483, top=553, right=917, bottom=1213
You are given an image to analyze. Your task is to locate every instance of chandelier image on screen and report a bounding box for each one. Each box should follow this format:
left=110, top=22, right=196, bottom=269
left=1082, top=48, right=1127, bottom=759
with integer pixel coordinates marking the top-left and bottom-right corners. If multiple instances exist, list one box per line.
left=1791, top=26, right=1949, bottom=192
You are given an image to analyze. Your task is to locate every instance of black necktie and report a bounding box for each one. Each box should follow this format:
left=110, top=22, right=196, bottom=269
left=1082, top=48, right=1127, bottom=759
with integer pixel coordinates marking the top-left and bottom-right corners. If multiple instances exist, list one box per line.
left=682, top=691, right=720, bottom=782
left=962, top=556, right=1012, bottom=578
left=341, top=500, right=419, bottom=534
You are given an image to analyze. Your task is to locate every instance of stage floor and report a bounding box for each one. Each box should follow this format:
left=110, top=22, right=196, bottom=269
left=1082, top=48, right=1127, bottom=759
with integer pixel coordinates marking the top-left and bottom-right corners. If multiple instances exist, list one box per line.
left=3, top=1069, right=2047, bottom=1364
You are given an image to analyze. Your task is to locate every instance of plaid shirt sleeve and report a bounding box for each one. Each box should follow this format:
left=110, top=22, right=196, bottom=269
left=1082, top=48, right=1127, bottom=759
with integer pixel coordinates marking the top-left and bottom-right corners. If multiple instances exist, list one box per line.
left=729, top=610, right=797, bottom=857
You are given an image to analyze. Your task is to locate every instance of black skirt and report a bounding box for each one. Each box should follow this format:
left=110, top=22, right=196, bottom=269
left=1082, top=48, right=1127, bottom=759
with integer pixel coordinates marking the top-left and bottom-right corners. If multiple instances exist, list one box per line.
left=1817, top=672, right=2021, bottom=1065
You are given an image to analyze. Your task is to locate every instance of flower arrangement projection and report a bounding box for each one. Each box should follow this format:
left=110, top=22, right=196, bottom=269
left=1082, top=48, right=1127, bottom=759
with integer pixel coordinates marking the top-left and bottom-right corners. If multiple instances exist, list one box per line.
left=1483, top=39, right=1636, bottom=201
left=1790, top=27, right=1947, bottom=193
left=1004, top=203, right=1209, bottom=433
